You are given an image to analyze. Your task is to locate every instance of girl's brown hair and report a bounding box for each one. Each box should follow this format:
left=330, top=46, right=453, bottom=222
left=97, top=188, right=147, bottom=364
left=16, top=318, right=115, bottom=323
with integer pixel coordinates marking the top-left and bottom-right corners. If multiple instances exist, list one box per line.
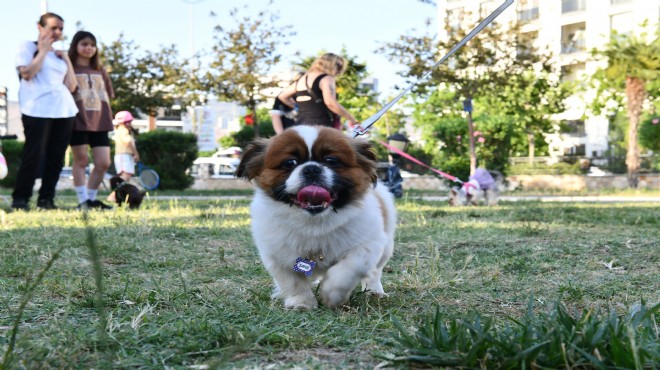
left=68, top=31, right=101, bottom=70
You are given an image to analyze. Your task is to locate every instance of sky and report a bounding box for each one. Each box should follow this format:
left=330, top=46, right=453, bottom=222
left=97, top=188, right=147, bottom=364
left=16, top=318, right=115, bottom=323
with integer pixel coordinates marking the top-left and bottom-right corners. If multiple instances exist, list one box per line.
left=0, top=0, right=438, bottom=103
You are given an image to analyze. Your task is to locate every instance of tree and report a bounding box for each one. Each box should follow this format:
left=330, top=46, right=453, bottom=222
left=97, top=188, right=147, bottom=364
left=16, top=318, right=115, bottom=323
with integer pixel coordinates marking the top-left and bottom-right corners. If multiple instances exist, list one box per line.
left=206, top=5, right=294, bottom=138
left=591, top=27, right=660, bottom=187
left=379, top=13, right=566, bottom=174
left=102, top=34, right=201, bottom=119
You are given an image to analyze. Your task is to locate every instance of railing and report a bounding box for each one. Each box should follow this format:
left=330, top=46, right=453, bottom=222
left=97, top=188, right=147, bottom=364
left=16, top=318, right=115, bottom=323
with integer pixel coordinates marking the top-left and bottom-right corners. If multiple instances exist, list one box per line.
left=562, top=0, right=586, bottom=13
left=561, top=38, right=586, bottom=54
left=518, top=7, right=540, bottom=22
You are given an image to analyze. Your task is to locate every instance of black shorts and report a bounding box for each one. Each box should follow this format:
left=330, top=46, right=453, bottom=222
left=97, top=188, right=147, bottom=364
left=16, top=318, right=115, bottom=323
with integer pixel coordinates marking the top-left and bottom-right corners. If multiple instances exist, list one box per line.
left=70, top=131, right=110, bottom=147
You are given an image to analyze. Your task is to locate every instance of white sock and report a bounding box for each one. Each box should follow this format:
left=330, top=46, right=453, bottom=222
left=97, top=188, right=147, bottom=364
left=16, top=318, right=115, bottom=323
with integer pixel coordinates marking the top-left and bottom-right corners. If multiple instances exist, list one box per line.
left=87, top=188, right=98, bottom=201
left=75, top=186, right=89, bottom=203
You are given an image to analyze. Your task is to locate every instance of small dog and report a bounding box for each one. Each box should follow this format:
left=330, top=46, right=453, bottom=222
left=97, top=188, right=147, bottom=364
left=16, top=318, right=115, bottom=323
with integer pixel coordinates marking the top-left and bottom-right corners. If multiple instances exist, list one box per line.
left=108, top=175, right=144, bottom=209
left=237, top=126, right=397, bottom=309
left=449, top=168, right=500, bottom=206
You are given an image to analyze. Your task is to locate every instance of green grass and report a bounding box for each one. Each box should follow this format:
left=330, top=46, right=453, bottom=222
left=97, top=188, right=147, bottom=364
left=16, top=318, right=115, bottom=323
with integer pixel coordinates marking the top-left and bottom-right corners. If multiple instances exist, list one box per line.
left=0, top=197, right=658, bottom=368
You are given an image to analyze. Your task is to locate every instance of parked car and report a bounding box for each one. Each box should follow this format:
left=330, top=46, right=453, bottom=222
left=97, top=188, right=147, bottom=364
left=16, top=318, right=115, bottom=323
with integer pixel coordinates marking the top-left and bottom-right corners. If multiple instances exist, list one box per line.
left=191, top=147, right=242, bottom=177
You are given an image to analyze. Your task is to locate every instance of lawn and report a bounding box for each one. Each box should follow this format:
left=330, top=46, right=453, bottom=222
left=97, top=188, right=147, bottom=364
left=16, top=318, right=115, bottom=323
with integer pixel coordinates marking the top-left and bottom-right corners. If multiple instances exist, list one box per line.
left=0, top=196, right=658, bottom=368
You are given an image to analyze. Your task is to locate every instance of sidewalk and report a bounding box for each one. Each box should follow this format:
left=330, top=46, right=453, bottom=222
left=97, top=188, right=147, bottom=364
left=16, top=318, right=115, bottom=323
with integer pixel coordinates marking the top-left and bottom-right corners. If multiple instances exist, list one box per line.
left=2, top=194, right=660, bottom=205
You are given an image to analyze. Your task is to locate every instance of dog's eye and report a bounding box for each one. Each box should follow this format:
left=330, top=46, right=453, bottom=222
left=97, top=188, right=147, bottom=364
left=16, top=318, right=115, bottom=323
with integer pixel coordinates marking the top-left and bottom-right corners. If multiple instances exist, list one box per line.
left=323, top=156, right=341, bottom=167
left=281, top=158, right=298, bottom=170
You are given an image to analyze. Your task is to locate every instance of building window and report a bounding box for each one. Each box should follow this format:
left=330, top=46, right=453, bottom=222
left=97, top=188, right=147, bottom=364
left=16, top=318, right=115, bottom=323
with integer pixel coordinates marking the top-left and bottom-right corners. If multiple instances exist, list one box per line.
left=479, top=1, right=497, bottom=19
left=446, top=7, right=464, bottom=32
left=562, top=0, right=586, bottom=13
left=610, top=12, right=634, bottom=36
left=561, top=23, right=587, bottom=54
left=562, top=119, right=586, bottom=136
left=564, top=144, right=586, bottom=156
left=560, top=63, right=586, bottom=83
left=518, top=0, right=540, bottom=22
left=517, top=31, right=538, bottom=56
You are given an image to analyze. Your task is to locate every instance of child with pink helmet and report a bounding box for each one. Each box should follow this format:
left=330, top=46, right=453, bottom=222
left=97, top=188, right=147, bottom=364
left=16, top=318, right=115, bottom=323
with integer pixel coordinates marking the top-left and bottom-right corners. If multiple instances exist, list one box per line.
left=112, top=111, right=140, bottom=182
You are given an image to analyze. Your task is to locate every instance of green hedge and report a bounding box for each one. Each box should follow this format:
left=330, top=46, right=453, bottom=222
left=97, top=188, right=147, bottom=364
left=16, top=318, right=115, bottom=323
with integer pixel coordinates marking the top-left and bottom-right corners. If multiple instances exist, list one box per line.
left=134, top=131, right=198, bottom=190
left=0, top=139, right=23, bottom=189
left=509, top=161, right=583, bottom=175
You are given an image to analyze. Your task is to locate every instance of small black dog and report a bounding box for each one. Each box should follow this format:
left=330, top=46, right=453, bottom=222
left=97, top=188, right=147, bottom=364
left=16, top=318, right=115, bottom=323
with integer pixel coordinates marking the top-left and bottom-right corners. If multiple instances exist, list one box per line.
left=109, top=175, right=144, bottom=209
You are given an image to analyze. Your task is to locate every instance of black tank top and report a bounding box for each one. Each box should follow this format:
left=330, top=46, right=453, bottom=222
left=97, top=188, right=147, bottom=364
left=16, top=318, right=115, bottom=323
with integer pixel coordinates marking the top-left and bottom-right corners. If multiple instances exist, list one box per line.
left=294, top=74, right=334, bottom=127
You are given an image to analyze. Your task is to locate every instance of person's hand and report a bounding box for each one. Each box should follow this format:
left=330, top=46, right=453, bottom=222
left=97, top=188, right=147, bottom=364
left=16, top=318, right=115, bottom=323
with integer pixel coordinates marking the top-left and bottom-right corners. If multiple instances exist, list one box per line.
left=54, top=50, right=69, bottom=60
left=347, top=119, right=358, bottom=129
left=133, top=153, right=140, bottom=162
left=36, top=31, right=53, bottom=54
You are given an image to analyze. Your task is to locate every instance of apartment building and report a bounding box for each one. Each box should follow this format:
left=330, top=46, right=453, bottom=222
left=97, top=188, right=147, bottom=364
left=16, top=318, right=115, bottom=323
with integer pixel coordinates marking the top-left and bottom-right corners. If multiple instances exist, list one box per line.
left=437, top=0, right=660, bottom=158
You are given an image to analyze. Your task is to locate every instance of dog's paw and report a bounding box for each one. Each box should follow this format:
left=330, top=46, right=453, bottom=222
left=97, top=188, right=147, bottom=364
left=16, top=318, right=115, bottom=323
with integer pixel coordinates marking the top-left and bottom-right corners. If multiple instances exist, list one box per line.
left=284, top=295, right=318, bottom=310
left=369, top=290, right=388, bottom=298
left=321, top=288, right=350, bottom=309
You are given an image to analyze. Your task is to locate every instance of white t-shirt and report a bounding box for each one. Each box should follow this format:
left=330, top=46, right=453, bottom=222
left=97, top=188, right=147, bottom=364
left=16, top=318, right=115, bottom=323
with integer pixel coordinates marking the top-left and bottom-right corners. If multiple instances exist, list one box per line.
left=15, top=41, right=78, bottom=118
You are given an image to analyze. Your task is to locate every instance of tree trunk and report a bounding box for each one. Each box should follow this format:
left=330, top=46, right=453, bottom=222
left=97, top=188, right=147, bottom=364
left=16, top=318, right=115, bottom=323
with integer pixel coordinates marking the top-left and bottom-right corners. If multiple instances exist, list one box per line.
left=467, top=110, right=476, bottom=176
left=527, top=131, right=535, bottom=165
left=148, top=112, right=156, bottom=132
left=250, top=102, right=260, bottom=139
left=625, top=77, right=645, bottom=188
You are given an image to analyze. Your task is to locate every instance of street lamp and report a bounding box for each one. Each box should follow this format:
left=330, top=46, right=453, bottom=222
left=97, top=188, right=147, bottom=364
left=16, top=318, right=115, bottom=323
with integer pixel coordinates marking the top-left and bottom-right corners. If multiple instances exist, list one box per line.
left=387, top=132, right=410, bottom=163
left=384, top=132, right=409, bottom=198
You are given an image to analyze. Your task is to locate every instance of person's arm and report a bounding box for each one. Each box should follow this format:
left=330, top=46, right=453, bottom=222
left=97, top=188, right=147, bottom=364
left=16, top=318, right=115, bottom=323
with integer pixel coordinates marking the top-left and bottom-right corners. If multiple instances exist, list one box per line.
left=277, top=82, right=298, bottom=109
left=57, top=51, right=78, bottom=93
left=270, top=111, right=285, bottom=135
left=102, top=68, right=115, bottom=99
left=17, top=34, right=51, bottom=81
left=130, top=140, right=140, bottom=162
left=320, top=76, right=357, bottom=127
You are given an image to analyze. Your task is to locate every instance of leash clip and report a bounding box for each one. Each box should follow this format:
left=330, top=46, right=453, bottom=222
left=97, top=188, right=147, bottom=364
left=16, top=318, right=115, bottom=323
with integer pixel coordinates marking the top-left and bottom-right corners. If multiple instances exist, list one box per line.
left=351, top=124, right=368, bottom=138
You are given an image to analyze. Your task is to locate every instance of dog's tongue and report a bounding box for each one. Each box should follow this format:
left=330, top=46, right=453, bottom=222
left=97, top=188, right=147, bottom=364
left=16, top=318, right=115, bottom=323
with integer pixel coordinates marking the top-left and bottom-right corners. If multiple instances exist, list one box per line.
left=297, top=185, right=331, bottom=207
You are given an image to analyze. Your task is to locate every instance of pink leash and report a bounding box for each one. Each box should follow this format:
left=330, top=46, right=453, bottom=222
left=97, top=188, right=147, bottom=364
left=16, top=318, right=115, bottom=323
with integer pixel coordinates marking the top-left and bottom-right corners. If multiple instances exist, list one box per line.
left=378, top=140, right=464, bottom=184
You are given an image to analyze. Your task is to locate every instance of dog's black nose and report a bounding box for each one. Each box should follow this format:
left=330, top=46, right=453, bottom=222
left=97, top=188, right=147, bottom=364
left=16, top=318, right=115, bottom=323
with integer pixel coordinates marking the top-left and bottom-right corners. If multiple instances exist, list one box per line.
left=302, top=165, right=322, bottom=180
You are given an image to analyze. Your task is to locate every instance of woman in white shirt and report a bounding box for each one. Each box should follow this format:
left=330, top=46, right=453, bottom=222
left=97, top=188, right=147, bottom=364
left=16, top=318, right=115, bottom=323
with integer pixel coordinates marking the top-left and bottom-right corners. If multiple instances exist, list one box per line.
left=11, top=12, right=78, bottom=211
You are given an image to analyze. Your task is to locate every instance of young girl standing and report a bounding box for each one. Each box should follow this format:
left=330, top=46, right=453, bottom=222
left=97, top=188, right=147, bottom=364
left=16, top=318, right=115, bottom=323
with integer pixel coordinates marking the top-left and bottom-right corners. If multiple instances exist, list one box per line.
left=68, top=31, right=114, bottom=209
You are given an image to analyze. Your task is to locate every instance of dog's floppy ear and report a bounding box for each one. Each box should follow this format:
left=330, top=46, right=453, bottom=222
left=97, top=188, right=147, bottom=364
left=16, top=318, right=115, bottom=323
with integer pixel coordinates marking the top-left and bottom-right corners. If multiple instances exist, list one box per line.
left=110, top=175, right=123, bottom=190
left=236, top=139, right=269, bottom=180
left=352, top=139, right=378, bottom=184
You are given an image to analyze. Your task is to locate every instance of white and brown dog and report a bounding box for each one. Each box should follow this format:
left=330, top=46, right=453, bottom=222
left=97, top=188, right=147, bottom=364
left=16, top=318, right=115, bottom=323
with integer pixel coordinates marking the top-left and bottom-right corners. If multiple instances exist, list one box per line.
left=237, top=126, right=396, bottom=309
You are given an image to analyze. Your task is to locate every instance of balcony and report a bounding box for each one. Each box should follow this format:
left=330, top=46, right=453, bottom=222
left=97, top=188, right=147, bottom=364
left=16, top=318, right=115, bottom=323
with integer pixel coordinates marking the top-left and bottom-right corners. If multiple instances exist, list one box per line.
left=518, top=7, right=540, bottom=22
left=561, top=38, right=586, bottom=54
left=561, top=23, right=586, bottom=54
left=562, top=0, right=586, bottom=13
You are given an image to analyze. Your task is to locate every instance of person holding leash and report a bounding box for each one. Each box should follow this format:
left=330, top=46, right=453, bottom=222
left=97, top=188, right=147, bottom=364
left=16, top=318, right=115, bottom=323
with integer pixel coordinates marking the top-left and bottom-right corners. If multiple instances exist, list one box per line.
left=277, top=53, right=357, bottom=129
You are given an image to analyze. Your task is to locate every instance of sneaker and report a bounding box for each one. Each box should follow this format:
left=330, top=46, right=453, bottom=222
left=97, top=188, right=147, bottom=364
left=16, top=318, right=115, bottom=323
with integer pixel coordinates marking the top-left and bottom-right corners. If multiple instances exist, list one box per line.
left=11, top=199, right=29, bottom=211
left=90, top=199, right=112, bottom=210
left=36, top=199, right=58, bottom=210
left=77, top=199, right=93, bottom=210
